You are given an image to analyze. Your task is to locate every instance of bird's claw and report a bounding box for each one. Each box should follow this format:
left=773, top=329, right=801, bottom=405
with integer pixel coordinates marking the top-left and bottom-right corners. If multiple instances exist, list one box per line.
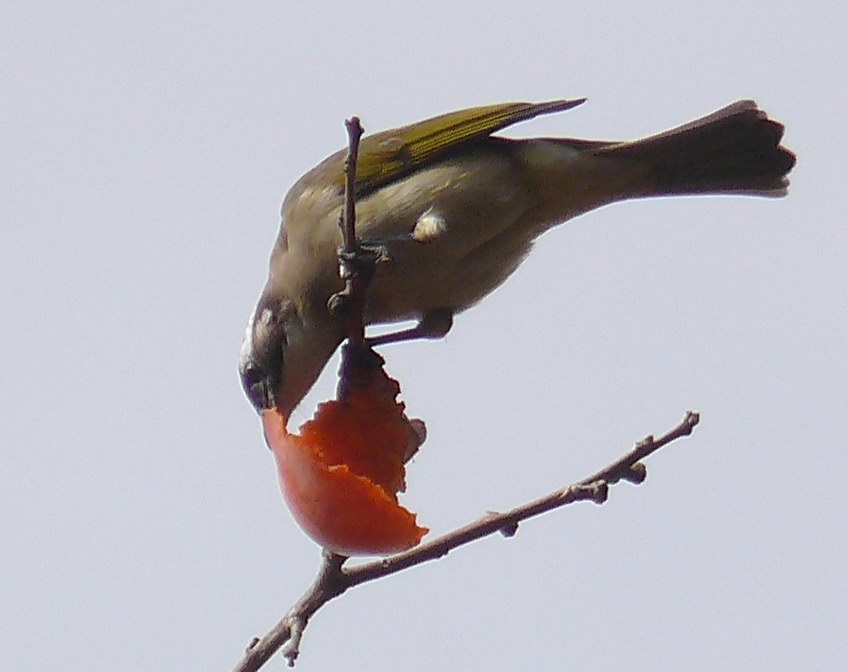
left=336, top=242, right=391, bottom=281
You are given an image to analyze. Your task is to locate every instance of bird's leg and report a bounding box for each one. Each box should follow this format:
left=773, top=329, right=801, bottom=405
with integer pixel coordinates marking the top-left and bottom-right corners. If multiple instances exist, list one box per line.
left=368, top=309, right=454, bottom=346
left=330, top=234, right=453, bottom=346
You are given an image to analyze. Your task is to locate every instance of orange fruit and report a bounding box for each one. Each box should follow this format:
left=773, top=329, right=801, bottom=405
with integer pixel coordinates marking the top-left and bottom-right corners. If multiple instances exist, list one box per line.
left=263, top=362, right=428, bottom=556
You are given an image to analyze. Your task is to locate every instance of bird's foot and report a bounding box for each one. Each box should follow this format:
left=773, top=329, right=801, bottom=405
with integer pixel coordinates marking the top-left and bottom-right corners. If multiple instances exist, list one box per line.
left=336, top=242, right=391, bottom=283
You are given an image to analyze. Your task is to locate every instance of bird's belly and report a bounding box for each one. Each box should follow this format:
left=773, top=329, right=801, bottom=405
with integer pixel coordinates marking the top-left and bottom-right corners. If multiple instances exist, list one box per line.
left=363, top=224, right=535, bottom=324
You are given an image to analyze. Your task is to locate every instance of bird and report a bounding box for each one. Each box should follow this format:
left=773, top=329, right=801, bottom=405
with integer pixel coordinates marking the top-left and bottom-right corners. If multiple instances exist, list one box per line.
left=239, top=98, right=796, bottom=419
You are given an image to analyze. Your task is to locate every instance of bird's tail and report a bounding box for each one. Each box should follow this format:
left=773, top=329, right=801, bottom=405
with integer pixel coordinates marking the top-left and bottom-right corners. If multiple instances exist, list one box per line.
left=599, top=100, right=796, bottom=198
left=519, top=100, right=795, bottom=230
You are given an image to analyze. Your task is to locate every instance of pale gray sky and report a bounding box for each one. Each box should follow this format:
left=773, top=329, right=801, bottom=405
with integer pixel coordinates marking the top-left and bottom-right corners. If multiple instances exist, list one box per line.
left=2, top=3, right=846, bottom=670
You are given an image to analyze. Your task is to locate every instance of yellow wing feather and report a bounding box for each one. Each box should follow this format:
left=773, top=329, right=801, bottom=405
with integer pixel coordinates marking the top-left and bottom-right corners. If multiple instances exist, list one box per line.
left=336, top=99, right=586, bottom=195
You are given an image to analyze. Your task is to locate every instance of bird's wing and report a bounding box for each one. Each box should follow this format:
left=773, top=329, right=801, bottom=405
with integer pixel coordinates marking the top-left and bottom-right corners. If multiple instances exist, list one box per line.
left=337, top=99, right=586, bottom=196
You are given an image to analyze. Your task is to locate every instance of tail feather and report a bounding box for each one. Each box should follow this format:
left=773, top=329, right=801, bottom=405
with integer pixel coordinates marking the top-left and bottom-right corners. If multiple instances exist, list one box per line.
left=600, top=100, right=796, bottom=198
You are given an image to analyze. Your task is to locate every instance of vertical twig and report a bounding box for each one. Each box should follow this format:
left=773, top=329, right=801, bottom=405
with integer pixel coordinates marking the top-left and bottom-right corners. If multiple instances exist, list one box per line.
left=340, top=118, right=363, bottom=254
left=335, top=117, right=367, bottom=350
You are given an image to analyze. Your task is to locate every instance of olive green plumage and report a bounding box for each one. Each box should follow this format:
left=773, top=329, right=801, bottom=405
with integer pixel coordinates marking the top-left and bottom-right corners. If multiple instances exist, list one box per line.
left=240, top=99, right=795, bottom=417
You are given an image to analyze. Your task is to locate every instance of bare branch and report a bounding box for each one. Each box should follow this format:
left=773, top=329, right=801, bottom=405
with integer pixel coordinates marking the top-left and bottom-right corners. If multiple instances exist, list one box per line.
left=233, top=411, right=701, bottom=670
left=346, top=411, right=699, bottom=584
left=339, top=117, right=363, bottom=255
left=327, top=116, right=370, bottom=350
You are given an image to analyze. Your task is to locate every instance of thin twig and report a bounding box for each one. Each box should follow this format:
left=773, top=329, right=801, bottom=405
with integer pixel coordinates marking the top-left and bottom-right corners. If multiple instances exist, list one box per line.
left=340, top=117, right=363, bottom=256
left=331, top=117, right=368, bottom=350
left=233, top=411, right=700, bottom=671
left=347, top=411, right=699, bottom=583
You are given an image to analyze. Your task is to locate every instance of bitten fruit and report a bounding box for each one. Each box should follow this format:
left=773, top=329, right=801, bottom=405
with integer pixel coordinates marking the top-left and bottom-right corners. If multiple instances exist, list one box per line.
left=262, top=357, right=428, bottom=556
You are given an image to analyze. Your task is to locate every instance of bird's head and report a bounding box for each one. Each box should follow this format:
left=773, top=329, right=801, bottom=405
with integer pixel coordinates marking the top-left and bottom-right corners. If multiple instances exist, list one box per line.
left=239, top=288, right=343, bottom=421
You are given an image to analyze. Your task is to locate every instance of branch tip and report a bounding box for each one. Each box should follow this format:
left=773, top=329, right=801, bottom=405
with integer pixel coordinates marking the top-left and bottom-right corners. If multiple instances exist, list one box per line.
left=683, top=411, right=700, bottom=432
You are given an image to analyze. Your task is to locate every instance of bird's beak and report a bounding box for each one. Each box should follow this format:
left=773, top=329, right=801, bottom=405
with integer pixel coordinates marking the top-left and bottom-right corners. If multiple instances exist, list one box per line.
left=239, top=314, right=282, bottom=413
left=240, top=358, right=278, bottom=412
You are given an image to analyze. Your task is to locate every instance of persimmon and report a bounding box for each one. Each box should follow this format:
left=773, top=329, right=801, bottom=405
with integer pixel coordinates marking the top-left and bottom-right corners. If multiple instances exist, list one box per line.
left=263, top=352, right=428, bottom=556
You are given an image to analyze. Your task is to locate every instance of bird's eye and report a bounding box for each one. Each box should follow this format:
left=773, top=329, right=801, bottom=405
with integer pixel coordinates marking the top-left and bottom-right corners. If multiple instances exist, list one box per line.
left=241, top=362, right=266, bottom=390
